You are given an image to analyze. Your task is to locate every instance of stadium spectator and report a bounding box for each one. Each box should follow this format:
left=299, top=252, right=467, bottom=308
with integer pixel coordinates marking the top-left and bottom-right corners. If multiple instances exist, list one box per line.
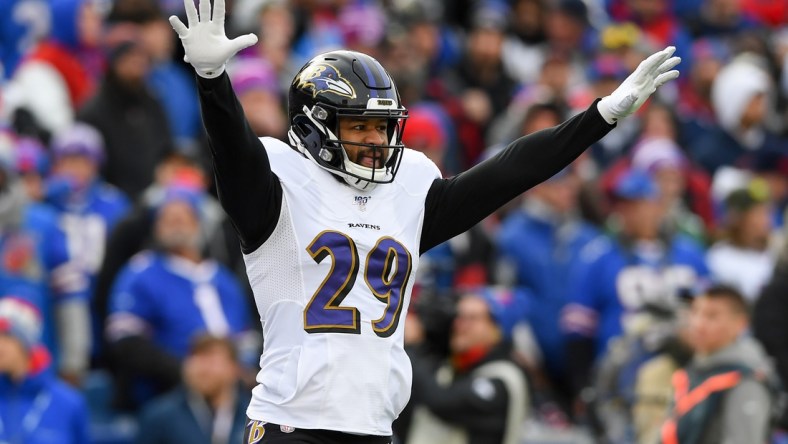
left=92, top=154, right=247, bottom=337
left=683, top=0, right=760, bottom=39
left=403, top=287, right=529, bottom=444
left=452, top=3, right=518, bottom=123
left=0, top=297, right=90, bottom=444
left=592, top=289, right=691, bottom=443
left=105, top=186, right=256, bottom=410
left=135, top=335, right=250, bottom=444
left=136, top=2, right=203, bottom=153
left=94, top=152, right=246, bottom=328
left=607, top=0, right=693, bottom=64
left=544, top=0, right=595, bottom=61
left=676, top=39, right=728, bottom=147
left=630, top=137, right=710, bottom=242
left=631, top=302, right=693, bottom=444
left=2, top=0, right=103, bottom=138
left=2, top=0, right=788, bottom=439
left=562, top=169, right=708, bottom=406
left=46, top=123, right=131, bottom=289
left=240, top=0, right=299, bottom=92
left=79, top=38, right=175, bottom=200
left=660, top=285, right=776, bottom=444
left=707, top=184, right=776, bottom=302
left=0, top=134, right=90, bottom=383
left=690, top=54, right=779, bottom=174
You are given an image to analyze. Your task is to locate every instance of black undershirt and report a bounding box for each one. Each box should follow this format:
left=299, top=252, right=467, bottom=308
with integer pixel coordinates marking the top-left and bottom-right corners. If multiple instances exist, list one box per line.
left=197, top=73, right=614, bottom=255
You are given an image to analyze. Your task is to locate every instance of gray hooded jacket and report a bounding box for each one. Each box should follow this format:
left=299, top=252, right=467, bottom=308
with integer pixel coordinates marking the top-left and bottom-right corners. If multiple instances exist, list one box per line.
left=687, top=335, right=776, bottom=444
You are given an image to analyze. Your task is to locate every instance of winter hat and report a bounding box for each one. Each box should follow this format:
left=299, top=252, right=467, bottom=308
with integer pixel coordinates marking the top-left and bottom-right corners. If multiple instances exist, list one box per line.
left=228, top=58, right=279, bottom=97
left=466, top=287, right=529, bottom=339
left=402, top=108, right=448, bottom=153
left=601, top=22, right=641, bottom=50
left=471, top=1, right=509, bottom=31
left=52, top=123, right=105, bottom=165
left=711, top=56, right=771, bottom=133
left=725, top=180, right=769, bottom=214
left=555, top=0, right=589, bottom=25
left=612, top=168, right=660, bottom=201
left=156, top=185, right=204, bottom=220
left=630, top=138, right=688, bottom=173
left=338, top=2, right=387, bottom=47
left=0, top=297, right=43, bottom=351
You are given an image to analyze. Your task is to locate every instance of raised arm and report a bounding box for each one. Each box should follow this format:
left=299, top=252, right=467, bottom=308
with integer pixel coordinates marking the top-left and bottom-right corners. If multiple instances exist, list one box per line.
left=421, top=46, right=681, bottom=253
left=171, top=0, right=280, bottom=253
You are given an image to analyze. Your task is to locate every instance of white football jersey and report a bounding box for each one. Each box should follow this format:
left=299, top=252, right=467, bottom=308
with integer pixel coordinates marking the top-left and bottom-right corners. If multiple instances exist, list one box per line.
left=244, top=137, right=441, bottom=435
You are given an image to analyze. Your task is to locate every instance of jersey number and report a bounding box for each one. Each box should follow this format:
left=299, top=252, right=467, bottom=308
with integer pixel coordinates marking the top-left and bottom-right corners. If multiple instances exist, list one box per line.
left=304, top=230, right=412, bottom=337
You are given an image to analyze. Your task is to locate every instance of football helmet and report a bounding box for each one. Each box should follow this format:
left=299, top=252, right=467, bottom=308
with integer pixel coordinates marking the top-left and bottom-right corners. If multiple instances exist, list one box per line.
left=287, top=50, right=408, bottom=190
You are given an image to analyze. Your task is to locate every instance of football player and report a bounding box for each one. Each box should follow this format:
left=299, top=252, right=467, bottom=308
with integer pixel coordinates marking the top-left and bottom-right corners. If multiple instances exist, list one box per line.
left=169, top=0, right=681, bottom=442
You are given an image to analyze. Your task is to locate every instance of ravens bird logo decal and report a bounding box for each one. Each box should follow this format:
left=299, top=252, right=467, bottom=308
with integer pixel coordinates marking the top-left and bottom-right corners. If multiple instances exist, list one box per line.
left=295, top=64, right=356, bottom=99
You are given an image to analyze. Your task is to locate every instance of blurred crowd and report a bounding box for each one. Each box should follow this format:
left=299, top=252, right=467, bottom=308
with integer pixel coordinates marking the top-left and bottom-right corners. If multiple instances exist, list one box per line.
left=1, top=0, right=788, bottom=443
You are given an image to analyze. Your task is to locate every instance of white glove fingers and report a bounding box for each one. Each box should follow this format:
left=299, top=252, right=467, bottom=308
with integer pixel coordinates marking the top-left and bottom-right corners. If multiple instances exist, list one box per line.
left=657, top=56, right=681, bottom=74
left=639, top=49, right=672, bottom=76
left=229, top=33, right=259, bottom=54
left=199, top=0, right=210, bottom=22
left=654, top=70, right=680, bottom=87
left=213, top=0, right=225, bottom=25
left=169, top=16, right=189, bottom=37
left=184, top=0, right=198, bottom=27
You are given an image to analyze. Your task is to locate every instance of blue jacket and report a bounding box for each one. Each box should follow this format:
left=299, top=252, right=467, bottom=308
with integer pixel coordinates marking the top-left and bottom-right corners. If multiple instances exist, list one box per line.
left=136, top=385, right=251, bottom=444
left=497, top=207, right=599, bottom=376
left=0, top=357, right=89, bottom=444
left=148, top=63, right=202, bottom=143
left=563, top=234, right=709, bottom=355
left=108, top=251, right=252, bottom=359
left=46, top=179, right=131, bottom=280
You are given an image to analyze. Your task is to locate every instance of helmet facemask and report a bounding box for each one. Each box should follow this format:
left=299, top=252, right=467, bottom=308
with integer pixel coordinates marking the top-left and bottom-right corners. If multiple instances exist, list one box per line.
left=295, top=101, right=408, bottom=191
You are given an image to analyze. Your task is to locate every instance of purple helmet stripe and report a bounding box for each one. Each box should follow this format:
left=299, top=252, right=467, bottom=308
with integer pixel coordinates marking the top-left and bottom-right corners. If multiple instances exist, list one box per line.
left=356, top=56, right=379, bottom=98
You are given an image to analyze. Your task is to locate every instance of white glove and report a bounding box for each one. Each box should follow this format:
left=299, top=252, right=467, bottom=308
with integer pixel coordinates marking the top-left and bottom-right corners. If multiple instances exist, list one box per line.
left=169, top=0, right=258, bottom=78
left=597, top=46, right=681, bottom=124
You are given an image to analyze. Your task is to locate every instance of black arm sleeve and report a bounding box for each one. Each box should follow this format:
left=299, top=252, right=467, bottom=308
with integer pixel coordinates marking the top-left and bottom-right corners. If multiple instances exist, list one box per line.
left=420, top=100, right=613, bottom=253
left=197, top=73, right=282, bottom=253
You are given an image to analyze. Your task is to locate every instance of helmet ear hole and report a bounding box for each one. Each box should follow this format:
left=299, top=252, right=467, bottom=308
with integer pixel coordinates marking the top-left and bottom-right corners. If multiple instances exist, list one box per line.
left=292, top=115, right=321, bottom=151
left=292, top=114, right=342, bottom=168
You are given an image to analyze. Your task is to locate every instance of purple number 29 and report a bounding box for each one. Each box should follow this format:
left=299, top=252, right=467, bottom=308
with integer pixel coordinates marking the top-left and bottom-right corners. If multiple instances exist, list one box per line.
left=304, top=231, right=412, bottom=337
